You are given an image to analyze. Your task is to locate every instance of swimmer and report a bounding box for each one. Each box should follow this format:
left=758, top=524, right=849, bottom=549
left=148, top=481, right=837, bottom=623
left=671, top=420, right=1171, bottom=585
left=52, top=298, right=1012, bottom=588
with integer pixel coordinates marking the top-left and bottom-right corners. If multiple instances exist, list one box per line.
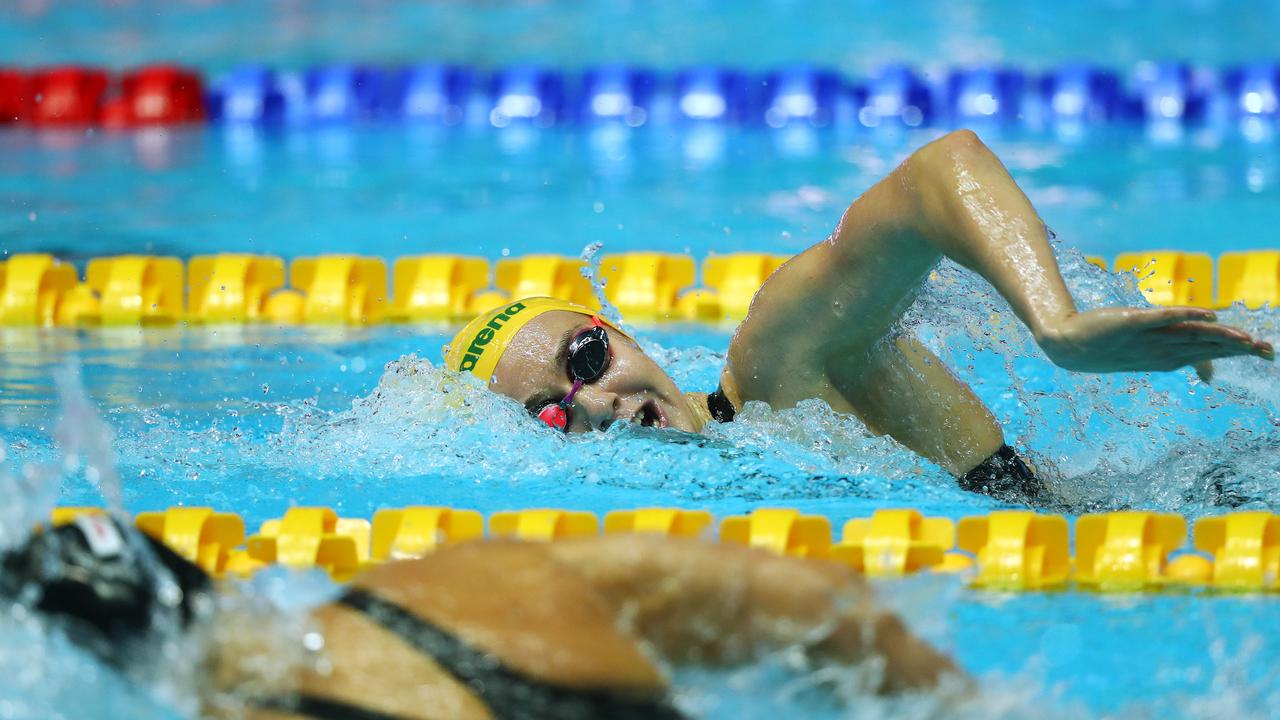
left=2, top=515, right=960, bottom=719
left=445, top=130, right=1275, bottom=503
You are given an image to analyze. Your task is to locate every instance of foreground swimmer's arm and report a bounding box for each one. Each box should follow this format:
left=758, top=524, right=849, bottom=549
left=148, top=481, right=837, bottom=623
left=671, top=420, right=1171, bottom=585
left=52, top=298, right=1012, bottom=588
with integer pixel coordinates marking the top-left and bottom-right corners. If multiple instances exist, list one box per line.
left=727, top=129, right=1272, bottom=472
left=547, top=534, right=961, bottom=693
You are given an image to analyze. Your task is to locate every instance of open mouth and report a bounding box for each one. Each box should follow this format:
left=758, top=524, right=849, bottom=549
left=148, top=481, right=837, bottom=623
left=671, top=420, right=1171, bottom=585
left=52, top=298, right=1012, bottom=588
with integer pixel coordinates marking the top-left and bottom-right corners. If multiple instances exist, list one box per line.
left=636, top=400, right=666, bottom=429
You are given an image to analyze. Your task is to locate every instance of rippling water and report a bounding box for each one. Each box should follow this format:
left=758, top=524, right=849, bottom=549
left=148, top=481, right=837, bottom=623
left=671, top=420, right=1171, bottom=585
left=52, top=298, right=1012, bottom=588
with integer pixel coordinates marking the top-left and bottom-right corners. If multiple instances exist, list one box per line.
left=4, top=0, right=1280, bottom=73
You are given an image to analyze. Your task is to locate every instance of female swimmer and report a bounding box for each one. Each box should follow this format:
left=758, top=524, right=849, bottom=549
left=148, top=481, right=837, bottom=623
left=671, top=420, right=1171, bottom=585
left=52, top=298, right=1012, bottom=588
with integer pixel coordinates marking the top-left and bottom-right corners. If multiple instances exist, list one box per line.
left=445, top=130, right=1273, bottom=502
left=3, top=515, right=960, bottom=719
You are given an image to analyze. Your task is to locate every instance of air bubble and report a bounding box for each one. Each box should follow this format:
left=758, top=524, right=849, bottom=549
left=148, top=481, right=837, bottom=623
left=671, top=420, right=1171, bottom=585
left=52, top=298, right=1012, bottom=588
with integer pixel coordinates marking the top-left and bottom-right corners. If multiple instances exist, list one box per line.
left=303, top=632, right=325, bottom=652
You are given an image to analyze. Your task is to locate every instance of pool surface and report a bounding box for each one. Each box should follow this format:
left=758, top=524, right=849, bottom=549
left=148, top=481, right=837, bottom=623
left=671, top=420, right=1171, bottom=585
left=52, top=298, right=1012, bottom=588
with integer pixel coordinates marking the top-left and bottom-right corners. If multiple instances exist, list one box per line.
left=7, top=127, right=1280, bottom=263
left=6, top=0, right=1280, bottom=73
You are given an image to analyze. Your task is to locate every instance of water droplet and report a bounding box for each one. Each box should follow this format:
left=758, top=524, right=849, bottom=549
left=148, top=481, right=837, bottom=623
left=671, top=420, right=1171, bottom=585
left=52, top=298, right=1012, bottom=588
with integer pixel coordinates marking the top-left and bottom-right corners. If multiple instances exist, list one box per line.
left=303, top=631, right=325, bottom=652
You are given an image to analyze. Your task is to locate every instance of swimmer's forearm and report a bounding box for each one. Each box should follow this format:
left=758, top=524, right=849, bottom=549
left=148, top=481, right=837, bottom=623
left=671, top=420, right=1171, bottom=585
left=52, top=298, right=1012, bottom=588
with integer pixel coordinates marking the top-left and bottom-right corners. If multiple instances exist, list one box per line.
left=901, top=129, right=1078, bottom=341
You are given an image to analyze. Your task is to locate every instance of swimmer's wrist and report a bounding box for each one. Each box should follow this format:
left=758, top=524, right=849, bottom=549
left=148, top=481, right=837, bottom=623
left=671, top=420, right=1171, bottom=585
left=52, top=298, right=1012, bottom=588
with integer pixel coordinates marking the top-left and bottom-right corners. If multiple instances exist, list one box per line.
left=1029, top=313, right=1076, bottom=353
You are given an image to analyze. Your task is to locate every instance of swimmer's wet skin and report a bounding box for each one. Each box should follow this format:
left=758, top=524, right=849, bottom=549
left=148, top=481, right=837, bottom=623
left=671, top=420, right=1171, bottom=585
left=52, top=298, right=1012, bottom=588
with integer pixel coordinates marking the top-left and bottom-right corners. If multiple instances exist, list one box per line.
left=446, top=130, right=1274, bottom=504
left=2, top=517, right=960, bottom=720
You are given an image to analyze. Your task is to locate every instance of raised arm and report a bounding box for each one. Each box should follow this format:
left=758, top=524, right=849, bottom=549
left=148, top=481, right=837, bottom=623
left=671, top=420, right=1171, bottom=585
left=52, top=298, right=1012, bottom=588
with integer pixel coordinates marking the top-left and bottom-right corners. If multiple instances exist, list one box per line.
left=725, top=130, right=1271, bottom=470
left=891, top=129, right=1268, bottom=369
left=546, top=534, right=960, bottom=693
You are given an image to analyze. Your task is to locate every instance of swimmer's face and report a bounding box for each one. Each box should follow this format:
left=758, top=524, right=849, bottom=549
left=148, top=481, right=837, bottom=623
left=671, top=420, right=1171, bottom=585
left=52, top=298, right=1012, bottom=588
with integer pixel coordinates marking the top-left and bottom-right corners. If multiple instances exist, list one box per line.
left=489, top=311, right=701, bottom=433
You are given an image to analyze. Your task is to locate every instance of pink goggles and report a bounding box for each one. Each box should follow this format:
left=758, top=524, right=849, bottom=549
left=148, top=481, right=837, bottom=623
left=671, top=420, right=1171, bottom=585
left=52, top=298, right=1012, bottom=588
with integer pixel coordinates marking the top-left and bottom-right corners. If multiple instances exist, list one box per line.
left=536, top=316, right=611, bottom=432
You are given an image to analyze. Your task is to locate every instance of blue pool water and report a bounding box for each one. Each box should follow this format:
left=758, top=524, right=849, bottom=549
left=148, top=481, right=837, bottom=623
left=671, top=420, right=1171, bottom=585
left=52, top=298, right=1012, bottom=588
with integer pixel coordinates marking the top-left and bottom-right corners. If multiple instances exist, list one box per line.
left=5, top=0, right=1280, bottom=74
left=6, top=126, right=1280, bottom=262
left=6, top=1, right=1280, bottom=718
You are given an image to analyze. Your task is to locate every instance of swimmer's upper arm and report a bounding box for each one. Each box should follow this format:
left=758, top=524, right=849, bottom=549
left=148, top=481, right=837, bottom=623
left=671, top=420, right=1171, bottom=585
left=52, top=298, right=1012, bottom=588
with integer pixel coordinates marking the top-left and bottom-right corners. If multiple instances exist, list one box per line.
left=546, top=535, right=961, bottom=691
left=546, top=534, right=858, bottom=663
left=725, top=131, right=971, bottom=404
left=728, top=129, right=1077, bottom=402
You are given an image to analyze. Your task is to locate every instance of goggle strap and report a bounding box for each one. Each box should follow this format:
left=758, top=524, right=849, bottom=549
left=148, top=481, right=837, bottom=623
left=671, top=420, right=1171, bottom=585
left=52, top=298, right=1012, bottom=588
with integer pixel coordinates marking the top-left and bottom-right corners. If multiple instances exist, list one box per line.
left=541, top=318, right=606, bottom=433
left=564, top=378, right=584, bottom=405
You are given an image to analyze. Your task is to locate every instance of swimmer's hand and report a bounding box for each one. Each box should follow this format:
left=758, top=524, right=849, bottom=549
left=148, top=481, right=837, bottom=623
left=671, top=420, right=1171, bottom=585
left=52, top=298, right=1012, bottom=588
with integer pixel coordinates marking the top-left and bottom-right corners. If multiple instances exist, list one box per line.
left=1035, top=306, right=1274, bottom=377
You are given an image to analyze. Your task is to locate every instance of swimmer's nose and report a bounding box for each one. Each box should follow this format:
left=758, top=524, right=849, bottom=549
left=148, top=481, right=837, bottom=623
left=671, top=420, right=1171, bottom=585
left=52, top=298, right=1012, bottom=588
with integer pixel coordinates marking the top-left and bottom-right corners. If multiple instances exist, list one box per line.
left=572, top=385, right=620, bottom=432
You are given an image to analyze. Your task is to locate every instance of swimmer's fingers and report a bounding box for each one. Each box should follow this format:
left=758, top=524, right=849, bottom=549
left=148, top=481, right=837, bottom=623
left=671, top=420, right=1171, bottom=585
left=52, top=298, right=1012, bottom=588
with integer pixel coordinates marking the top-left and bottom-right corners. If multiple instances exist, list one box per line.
left=1154, top=319, right=1246, bottom=340
left=1154, top=321, right=1274, bottom=360
left=1039, top=308, right=1271, bottom=373
left=1126, top=306, right=1218, bottom=328
left=1163, top=341, right=1271, bottom=368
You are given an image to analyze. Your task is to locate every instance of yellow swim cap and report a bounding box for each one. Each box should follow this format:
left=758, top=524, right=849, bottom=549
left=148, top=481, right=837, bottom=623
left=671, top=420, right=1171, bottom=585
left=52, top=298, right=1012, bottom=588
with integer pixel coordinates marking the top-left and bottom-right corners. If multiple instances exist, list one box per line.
left=444, top=297, right=625, bottom=384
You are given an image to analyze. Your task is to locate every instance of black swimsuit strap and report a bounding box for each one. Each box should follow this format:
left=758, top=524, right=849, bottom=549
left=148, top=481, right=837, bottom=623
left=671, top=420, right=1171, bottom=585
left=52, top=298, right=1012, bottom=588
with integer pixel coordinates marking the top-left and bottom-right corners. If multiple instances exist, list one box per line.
left=253, top=694, right=423, bottom=720
left=706, top=386, right=736, bottom=423
left=958, top=444, right=1046, bottom=505
left=337, top=588, right=687, bottom=720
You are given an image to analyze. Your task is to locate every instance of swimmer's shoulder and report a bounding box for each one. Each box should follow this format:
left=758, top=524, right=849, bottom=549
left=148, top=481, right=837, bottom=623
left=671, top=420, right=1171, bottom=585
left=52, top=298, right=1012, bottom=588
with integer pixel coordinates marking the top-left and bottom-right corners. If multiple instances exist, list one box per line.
left=685, top=372, right=744, bottom=431
left=685, top=392, right=713, bottom=430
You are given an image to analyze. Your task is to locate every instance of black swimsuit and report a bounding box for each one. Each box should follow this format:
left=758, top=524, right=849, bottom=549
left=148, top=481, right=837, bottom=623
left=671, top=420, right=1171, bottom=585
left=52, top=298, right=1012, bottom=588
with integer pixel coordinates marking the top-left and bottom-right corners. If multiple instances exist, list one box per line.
left=706, top=386, right=737, bottom=423
left=957, top=444, right=1047, bottom=505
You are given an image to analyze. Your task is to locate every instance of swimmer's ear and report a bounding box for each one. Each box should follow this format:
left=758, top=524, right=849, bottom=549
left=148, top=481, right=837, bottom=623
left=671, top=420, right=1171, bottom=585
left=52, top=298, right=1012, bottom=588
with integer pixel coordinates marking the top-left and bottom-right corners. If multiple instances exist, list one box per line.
left=1194, top=360, right=1214, bottom=383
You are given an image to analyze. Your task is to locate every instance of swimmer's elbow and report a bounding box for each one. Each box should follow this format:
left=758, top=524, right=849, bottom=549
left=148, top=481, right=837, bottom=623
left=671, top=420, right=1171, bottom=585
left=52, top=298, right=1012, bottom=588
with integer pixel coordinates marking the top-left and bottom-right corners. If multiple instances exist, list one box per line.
left=929, top=128, right=989, bottom=159
left=939, top=127, right=985, bottom=151
left=904, top=129, right=990, bottom=183
left=898, top=128, right=997, bottom=231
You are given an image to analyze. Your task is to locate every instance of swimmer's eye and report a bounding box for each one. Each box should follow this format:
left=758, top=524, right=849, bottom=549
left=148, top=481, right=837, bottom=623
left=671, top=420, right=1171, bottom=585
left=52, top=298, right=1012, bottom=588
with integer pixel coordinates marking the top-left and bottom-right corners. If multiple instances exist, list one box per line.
left=524, top=393, right=560, bottom=417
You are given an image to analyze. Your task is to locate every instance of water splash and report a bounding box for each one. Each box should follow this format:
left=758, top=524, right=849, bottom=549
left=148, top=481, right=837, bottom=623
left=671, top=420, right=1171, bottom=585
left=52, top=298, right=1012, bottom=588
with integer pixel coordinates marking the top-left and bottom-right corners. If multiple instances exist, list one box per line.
left=672, top=608, right=1089, bottom=720
left=0, top=443, right=58, bottom=552
left=900, top=246, right=1280, bottom=514
left=580, top=239, right=633, bottom=333
left=0, top=367, right=331, bottom=720
left=53, top=363, right=123, bottom=512
left=0, top=365, right=187, bottom=718
left=0, top=602, right=181, bottom=720
left=0, top=362, right=121, bottom=550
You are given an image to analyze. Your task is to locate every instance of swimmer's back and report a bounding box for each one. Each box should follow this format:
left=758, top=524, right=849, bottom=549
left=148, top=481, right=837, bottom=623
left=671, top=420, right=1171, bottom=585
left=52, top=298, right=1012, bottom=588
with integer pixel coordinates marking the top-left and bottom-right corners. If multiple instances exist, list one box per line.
left=264, top=541, right=675, bottom=720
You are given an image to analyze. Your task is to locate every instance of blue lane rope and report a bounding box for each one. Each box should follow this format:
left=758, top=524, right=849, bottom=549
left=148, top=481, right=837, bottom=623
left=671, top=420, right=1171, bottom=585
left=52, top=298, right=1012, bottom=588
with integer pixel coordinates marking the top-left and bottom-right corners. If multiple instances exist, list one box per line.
left=202, top=61, right=1280, bottom=129
left=4, top=61, right=1278, bottom=131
